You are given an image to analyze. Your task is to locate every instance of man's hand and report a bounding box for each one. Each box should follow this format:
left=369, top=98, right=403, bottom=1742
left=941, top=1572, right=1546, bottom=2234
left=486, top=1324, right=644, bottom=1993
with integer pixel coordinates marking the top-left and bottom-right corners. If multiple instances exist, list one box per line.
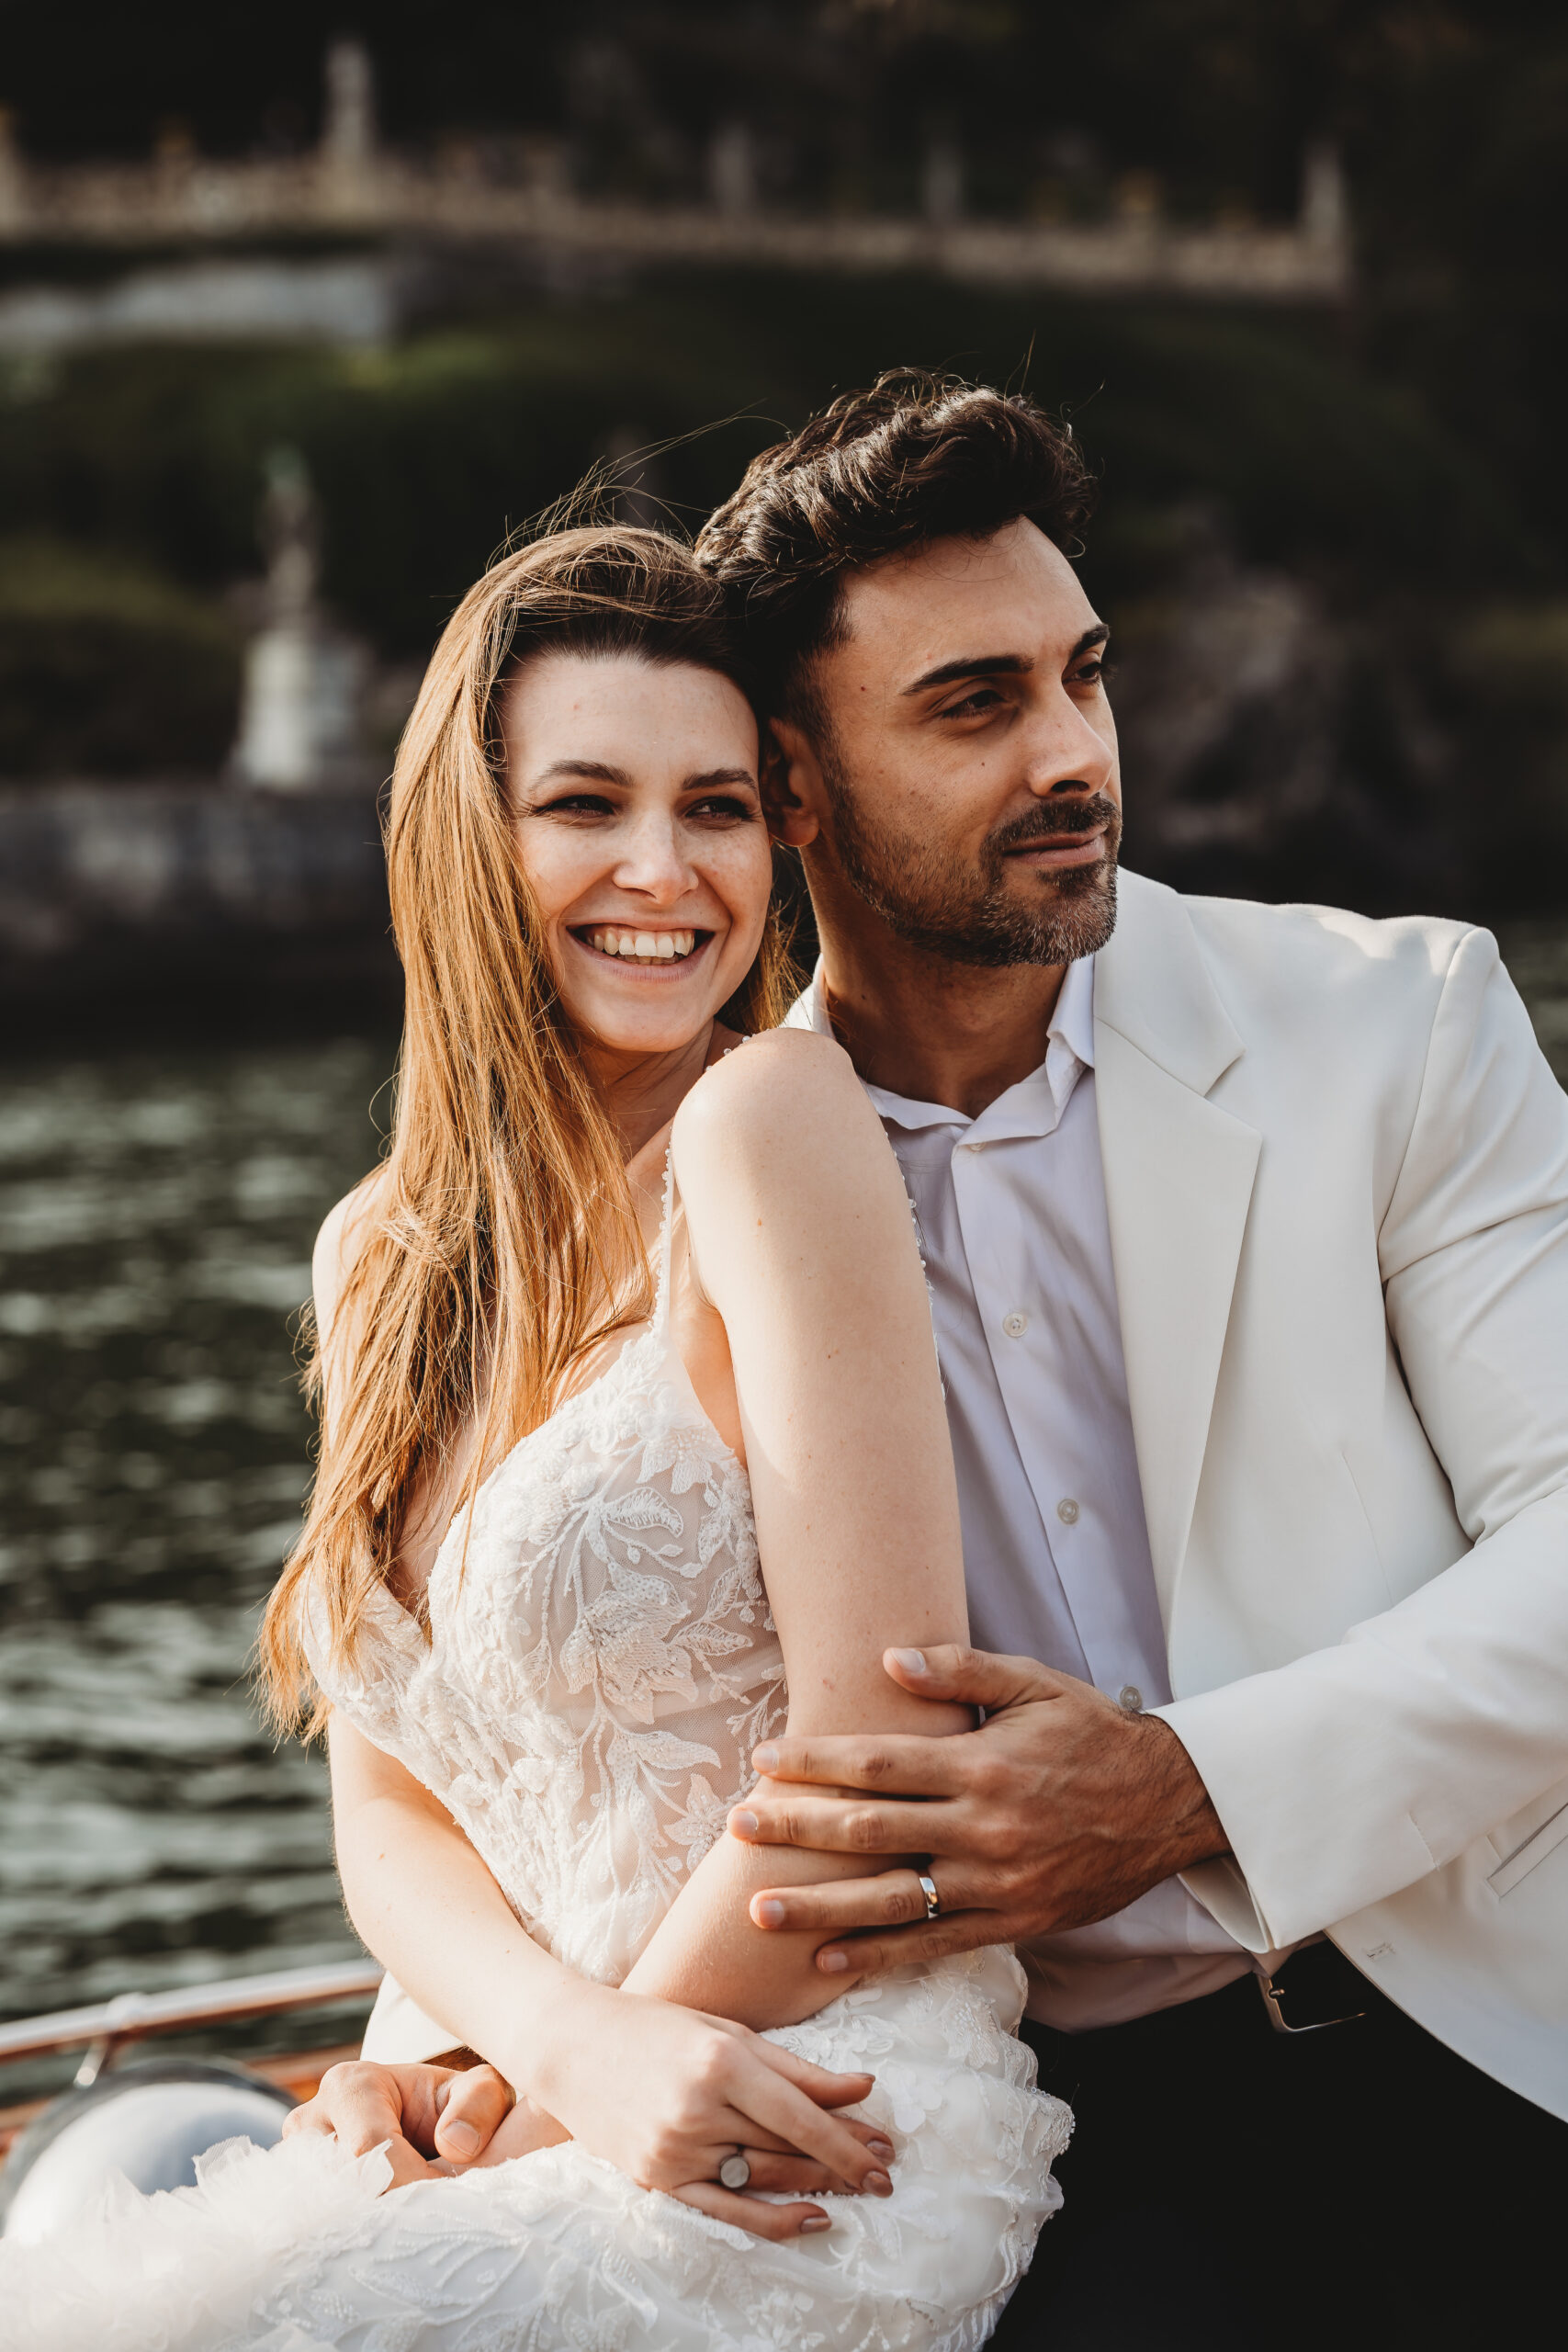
left=282, top=2058, right=517, bottom=2187
left=729, top=1645, right=1228, bottom=1979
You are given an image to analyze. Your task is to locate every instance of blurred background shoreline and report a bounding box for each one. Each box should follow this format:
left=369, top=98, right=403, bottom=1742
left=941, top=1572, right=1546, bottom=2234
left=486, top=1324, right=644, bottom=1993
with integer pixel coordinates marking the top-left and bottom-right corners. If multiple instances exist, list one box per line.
left=4, top=2, right=1567, bottom=2075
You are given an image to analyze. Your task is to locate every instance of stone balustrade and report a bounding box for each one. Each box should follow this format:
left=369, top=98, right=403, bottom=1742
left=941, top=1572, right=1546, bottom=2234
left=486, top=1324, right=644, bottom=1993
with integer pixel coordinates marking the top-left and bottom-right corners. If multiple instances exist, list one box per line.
left=0, top=131, right=1350, bottom=306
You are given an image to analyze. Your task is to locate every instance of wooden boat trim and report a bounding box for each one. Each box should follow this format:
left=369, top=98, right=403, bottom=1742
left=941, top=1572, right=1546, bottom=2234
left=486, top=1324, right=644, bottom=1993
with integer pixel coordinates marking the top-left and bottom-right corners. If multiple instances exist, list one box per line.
left=0, top=1961, right=385, bottom=2065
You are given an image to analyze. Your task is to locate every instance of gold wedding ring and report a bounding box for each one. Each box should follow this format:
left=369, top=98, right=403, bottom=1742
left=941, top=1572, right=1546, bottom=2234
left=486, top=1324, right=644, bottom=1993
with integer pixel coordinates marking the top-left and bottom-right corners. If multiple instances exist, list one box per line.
left=917, top=1871, right=941, bottom=1921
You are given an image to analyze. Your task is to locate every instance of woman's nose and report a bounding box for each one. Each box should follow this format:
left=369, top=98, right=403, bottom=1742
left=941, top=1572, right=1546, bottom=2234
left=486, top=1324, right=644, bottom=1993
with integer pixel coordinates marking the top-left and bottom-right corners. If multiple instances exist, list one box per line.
left=613, top=815, right=694, bottom=899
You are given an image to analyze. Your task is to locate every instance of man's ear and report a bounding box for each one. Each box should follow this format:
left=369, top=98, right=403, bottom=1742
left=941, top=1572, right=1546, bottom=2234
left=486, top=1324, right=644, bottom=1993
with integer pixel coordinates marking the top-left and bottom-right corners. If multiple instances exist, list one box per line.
left=761, top=718, right=824, bottom=849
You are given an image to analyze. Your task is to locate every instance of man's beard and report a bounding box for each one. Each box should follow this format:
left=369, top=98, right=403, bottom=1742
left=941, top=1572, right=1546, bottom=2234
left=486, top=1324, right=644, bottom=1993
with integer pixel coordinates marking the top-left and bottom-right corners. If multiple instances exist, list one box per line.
left=821, top=752, right=1122, bottom=969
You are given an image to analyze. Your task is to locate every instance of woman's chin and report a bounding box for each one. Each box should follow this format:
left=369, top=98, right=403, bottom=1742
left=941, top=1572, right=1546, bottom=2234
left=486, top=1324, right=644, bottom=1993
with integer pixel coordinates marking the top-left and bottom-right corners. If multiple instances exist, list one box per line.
left=555, top=933, right=744, bottom=1057
left=565, top=985, right=731, bottom=1059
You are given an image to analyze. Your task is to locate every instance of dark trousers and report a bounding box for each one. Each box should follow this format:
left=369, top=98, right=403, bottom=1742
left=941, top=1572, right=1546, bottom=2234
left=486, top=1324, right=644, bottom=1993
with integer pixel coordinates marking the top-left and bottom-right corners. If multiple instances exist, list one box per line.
left=989, top=1945, right=1565, bottom=2352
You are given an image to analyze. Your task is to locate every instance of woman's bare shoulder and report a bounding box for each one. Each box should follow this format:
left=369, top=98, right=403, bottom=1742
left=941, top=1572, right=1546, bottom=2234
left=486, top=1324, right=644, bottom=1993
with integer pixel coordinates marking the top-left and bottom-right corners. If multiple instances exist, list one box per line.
left=671, top=1029, right=886, bottom=1193
left=312, top=1168, right=390, bottom=1341
left=677, top=1028, right=863, bottom=1135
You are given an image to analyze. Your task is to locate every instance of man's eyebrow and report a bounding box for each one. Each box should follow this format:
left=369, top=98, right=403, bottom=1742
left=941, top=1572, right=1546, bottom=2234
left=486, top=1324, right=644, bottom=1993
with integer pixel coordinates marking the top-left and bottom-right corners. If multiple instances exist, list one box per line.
left=532, top=759, right=632, bottom=786
left=901, top=627, right=1110, bottom=698
left=901, top=652, right=1035, bottom=696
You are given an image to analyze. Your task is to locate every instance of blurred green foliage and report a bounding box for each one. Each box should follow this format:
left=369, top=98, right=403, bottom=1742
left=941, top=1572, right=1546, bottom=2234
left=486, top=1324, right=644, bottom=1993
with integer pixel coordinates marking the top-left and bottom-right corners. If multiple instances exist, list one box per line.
left=4, top=263, right=1565, bottom=922
left=5, top=0, right=1566, bottom=545
left=1, top=1, right=1565, bottom=905
left=0, top=537, right=242, bottom=777
left=0, top=276, right=1541, bottom=658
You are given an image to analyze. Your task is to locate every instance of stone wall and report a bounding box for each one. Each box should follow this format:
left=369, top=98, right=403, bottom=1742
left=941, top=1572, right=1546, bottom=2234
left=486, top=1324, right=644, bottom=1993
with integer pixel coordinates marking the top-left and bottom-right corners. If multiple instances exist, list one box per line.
left=0, top=782, right=399, bottom=1013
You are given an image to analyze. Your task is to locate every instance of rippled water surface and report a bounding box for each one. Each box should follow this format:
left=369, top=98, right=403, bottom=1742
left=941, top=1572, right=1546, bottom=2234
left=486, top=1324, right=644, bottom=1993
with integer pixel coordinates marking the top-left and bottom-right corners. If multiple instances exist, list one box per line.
left=0, top=1035, right=394, bottom=2077
left=2, top=924, right=1566, bottom=2065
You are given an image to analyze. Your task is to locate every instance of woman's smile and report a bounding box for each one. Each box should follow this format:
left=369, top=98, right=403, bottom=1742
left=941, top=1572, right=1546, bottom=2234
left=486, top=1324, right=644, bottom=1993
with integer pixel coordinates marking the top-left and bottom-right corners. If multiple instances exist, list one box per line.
left=571, top=923, right=711, bottom=967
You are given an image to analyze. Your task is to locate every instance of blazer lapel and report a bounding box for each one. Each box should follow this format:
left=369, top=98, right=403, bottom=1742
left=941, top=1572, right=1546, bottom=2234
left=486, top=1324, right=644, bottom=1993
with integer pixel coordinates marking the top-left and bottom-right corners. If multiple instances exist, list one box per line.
left=1094, top=876, right=1260, bottom=1628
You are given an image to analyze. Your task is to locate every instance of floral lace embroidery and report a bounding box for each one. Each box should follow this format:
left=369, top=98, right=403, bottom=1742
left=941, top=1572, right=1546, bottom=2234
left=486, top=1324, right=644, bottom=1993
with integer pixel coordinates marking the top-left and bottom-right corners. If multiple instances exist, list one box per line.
left=305, top=1152, right=787, bottom=1984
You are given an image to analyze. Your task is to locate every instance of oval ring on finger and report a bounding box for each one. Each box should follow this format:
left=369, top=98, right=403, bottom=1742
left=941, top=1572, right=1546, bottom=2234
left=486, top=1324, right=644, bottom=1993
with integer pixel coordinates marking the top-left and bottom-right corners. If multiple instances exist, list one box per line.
left=917, top=1871, right=941, bottom=1922
left=718, top=2149, right=752, bottom=2191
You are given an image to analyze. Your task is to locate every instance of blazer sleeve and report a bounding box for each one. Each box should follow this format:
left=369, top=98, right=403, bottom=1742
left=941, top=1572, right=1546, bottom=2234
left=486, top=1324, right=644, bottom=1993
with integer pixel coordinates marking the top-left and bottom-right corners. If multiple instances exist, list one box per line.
left=1157, top=926, right=1568, bottom=1951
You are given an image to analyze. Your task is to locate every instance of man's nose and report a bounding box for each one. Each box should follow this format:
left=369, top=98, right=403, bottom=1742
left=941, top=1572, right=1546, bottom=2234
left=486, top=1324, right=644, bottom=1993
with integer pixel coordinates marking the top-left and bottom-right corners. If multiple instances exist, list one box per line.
left=1022, top=702, right=1115, bottom=798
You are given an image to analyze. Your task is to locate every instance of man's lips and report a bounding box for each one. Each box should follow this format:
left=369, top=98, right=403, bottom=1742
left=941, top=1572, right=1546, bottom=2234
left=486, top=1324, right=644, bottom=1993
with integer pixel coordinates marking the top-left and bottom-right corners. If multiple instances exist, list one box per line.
left=1002, top=823, right=1108, bottom=871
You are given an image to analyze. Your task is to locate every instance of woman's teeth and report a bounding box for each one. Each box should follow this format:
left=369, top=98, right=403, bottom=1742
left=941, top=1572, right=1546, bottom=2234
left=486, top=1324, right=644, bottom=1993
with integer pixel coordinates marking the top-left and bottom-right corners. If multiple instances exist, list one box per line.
left=585, top=928, right=698, bottom=964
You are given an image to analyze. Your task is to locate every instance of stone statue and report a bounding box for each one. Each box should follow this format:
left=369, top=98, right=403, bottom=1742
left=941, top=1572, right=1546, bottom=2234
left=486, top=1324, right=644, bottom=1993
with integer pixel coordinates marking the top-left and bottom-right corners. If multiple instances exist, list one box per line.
left=230, top=447, right=367, bottom=791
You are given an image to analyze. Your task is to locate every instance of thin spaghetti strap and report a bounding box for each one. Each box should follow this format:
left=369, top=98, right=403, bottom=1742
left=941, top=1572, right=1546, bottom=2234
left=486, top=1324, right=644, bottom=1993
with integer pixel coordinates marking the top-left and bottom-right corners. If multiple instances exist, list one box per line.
left=651, top=1035, right=750, bottom=1330
left=650, top=1146, right=678, bottom=1329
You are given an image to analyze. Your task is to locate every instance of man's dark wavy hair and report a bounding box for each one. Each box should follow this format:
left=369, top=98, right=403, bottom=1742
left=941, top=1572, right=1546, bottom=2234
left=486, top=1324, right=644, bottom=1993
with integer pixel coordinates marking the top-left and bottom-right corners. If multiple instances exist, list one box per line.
left=694, top=369, right=1096, bottom=729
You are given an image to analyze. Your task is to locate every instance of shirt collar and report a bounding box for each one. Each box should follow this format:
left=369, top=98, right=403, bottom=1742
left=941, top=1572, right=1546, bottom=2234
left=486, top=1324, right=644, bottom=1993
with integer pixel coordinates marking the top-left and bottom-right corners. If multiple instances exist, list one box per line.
left=784, top=956, right=1097, bottom=1143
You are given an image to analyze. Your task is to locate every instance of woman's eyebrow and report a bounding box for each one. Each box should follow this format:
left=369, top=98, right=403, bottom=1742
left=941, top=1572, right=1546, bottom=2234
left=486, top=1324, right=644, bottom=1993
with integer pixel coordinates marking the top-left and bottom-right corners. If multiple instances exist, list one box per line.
left=681, top=766, right=756, bottom=790
left=533, top=758, right=632, bottom=786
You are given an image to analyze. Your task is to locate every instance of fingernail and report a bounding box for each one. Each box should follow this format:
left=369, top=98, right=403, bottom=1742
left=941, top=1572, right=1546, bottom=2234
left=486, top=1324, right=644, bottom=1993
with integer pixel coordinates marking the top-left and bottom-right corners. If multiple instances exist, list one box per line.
left=800, top=2213, right=832, bottom=2233
left=752, top=1744, right=779, bottom=1772
left=866, top=2169, right=893, bottom=2196
left=731, top=1808, right=760, bottom=1838
left=755, top=1897, right=786, bottom=1928
left=441, top=2120, right=479, bottom=2157
left=867, top=2138, right=894, bottom=2160
left=819, top=1951, right=851, bottom=1973
left=888, top=1647, right=927, bottom=1675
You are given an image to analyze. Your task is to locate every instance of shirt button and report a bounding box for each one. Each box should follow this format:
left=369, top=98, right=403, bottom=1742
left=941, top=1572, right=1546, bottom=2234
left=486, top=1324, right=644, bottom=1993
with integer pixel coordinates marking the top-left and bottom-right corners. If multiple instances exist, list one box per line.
left=1002, top=1311, right=1029, bottom=1339
left=1119, top=1684, right=1145, bottom=1713
left=1056, top=1497, right=1079, bottom=1525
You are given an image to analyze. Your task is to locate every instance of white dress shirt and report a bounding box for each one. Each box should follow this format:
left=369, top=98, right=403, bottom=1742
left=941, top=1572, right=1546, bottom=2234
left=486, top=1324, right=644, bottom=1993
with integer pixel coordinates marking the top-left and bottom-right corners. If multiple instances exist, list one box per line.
left=788, top=958, right=1256, bottom=2029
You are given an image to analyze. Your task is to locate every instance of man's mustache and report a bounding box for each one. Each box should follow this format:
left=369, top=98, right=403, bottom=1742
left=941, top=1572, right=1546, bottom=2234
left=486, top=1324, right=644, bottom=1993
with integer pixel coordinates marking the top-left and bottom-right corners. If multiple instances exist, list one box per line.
left=987, top=794, right=1122, bottom=855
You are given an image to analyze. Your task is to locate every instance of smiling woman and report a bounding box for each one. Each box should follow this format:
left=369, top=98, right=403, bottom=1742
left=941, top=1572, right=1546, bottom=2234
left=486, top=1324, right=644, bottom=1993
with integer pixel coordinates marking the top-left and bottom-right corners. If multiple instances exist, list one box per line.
left=504, top=650, right=774, bottom=1073
left=258, top=529, right=796, bottom=1720
left=1, top=520, right=1069, bottom=2343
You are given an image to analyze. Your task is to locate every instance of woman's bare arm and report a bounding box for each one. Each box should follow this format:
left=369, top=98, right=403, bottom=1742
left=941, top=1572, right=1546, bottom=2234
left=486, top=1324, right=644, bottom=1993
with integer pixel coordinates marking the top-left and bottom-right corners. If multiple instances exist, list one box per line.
left=329, top=1713, right=574, bottom=2072
left=314, top=1182, right=583, bottom=2076
left=313, top=1161, right=893, bottom=2226
left=621, top=1030, right=970, bottom=2027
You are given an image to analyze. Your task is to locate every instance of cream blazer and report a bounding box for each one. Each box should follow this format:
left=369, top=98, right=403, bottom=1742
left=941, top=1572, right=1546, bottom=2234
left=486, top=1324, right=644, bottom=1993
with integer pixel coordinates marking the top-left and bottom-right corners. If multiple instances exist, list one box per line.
left=1098, top=873, right=1568, bottom=2117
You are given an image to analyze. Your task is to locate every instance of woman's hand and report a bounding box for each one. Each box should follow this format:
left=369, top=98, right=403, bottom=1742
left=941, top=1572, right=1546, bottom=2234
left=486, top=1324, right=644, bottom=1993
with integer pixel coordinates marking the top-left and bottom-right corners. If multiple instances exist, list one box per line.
left=521, top=1982, right=895, bottom=2240
left=284, top=2058, right=517, bottom=2186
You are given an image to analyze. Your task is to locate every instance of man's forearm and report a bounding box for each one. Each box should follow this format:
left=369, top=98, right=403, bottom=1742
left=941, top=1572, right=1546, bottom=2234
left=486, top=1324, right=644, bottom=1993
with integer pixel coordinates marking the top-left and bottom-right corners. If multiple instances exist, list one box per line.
left=1125, top=1713, right=1230, bottom=1885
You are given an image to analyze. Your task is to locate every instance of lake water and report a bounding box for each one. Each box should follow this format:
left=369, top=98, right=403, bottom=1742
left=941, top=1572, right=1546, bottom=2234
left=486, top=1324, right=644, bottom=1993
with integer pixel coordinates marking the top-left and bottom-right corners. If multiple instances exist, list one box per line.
left=0, top=1034, right=394, bottom=2087
left=3, top=924, right=1567, bottom=2081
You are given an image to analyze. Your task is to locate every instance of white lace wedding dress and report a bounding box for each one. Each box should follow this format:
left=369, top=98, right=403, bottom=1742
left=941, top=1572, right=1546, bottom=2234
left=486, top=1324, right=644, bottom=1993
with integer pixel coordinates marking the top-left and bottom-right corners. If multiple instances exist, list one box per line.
left=0, top=1168, right=1069, bottom=2352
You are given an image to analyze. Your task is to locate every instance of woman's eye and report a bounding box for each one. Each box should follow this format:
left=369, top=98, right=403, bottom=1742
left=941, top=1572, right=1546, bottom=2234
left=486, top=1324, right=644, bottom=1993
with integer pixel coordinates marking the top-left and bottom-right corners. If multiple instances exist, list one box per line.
left=687, top=795, right=756, bottom=821
left=540, top=793, right=617, bottom=818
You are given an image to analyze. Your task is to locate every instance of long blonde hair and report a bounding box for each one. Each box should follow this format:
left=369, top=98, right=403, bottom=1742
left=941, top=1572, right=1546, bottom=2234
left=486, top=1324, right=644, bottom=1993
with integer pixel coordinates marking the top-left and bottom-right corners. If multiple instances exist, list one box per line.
left=259, top=526, right=795, bottom=1733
